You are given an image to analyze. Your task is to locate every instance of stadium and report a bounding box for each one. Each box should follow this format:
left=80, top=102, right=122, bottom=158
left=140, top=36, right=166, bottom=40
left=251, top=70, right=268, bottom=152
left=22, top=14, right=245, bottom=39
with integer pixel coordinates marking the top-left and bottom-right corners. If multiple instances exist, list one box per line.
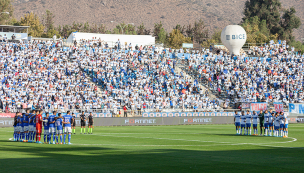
left=0, top=0, right=304, bottom=172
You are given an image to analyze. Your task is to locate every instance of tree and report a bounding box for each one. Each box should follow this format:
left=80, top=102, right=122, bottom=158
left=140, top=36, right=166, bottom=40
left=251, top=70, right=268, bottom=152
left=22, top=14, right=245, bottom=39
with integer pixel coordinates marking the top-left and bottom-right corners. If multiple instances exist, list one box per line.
left=137, top=23, right=151, bottom=35
left=113, top=22, right=136, bottom=35
left=137, top=23, right=145, bottom=35
left=280, top=7, right=301, bottom=42
left=185, top=24, right=193, bottom=39
left=42, top=10, right=55, bottom=32
left=193, top=19, right=208, bottom=44
left=153, top=21, right=163, bottom=41
left=174, top=24, right=185, bottom=36
left=168, top=29, right=192, bottom=49
left=19, top=12, right=44, bottom=37
left=242, top=0, right=301, bottom=42
left=158, top=28, right=167, bottom=44
left=0, top=0, right=13, bottom=25
left=44, top=29, right=61, bottom=38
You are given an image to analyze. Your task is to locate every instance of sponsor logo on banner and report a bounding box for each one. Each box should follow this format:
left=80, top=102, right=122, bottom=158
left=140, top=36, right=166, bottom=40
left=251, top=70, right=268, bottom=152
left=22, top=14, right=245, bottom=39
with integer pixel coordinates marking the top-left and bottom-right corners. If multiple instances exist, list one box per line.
left=105, top=113, right=112, bottom=117
left=0, top=113, right=16, bottom=118
left=0, top=119, right=14, bottom=125
left=124, top=119, right=156, bottom=124
left=44, top=112, right=113, bottom=118
left=143, top=113, right=149, bottom=117
left=288, top=117, right=304, bottom=123
left=149, top=113, right=155, bottom=117
left=228, top=112, right=233, bottom=116
left=250, top=102, right=267, bottom=111
left=142, top=112, right=235, bottom=117
left=183, top=118, right=212, bottom=123
left=274, top=102, right=284, bottom=112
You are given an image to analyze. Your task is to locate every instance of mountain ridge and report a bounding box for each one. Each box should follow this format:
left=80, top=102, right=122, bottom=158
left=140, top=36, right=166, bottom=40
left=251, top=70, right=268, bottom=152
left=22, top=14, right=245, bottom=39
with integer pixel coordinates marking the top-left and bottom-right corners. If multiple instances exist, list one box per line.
left=12, top=0, right=304, bottom=41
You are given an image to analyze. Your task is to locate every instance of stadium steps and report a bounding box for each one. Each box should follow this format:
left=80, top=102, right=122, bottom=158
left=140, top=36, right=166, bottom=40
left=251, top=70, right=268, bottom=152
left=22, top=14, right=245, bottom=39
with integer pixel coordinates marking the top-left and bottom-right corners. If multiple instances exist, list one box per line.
left=176, top=61, right=235, bottom=109
left=174, top=64, right=218, bottom=101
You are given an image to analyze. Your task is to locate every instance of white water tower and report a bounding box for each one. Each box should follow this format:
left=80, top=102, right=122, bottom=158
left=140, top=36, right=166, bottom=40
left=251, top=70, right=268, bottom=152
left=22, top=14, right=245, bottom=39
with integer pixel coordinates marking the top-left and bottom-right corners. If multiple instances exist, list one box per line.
left=221, top=25, right=247, bottom=55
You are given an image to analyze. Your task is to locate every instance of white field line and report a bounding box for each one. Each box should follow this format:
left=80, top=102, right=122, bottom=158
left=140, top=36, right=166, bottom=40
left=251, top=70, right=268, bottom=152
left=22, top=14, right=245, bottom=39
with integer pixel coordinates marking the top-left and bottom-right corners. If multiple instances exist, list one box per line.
left=89, top=133, right=297, bottom=146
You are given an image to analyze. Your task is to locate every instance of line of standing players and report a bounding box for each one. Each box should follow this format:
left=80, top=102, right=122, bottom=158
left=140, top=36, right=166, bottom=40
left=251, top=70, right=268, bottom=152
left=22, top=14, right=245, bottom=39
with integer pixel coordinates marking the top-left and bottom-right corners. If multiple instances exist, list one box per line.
left=12, top=110, right=81, bottom=144
left=234, top=110, right=288, bottom=137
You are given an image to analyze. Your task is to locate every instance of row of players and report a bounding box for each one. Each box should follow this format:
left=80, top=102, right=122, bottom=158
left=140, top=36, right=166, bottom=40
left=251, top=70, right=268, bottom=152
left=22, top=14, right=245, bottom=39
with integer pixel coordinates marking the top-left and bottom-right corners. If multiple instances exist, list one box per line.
left=234, top=110, right=288, bottom=137
left=13, top=110, right=94, bottom=144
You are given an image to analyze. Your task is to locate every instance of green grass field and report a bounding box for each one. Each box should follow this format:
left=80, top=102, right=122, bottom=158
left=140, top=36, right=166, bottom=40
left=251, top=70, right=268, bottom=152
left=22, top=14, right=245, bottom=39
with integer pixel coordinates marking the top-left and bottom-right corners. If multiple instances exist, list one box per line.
left=0, top=124, right=303, bottom=173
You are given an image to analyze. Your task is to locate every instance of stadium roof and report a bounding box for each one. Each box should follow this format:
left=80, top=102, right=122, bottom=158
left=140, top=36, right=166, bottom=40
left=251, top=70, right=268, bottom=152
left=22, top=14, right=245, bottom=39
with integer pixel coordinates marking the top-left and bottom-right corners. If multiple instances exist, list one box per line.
left=0, top=25, right=30, bottom=33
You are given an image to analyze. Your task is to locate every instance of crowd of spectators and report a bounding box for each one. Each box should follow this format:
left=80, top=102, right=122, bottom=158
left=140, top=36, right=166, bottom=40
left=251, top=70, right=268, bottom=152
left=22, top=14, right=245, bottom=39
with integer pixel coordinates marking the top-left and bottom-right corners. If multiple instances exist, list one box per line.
left=186, top=40, right=304, bottom=108
left=0, top=38, right=221, bottom=114
left=1, top=37, right=302, bottom=113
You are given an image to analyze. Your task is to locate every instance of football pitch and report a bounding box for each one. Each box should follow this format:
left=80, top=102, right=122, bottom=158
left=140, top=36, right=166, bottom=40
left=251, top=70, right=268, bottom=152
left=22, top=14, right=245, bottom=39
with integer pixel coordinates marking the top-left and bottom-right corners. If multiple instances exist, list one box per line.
left=0, top=124, right=303, bottom=173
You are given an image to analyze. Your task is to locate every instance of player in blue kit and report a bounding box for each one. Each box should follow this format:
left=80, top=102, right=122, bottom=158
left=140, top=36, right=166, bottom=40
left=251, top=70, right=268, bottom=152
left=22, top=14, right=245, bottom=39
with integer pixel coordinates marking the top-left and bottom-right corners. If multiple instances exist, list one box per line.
left=252, top=111, right=258, bottom=135
left=263, top=110, right=269, bottom=136
left=43, top=113, right=49, bottom=144
left=48, top=112, right=56, bottom=144
left=240, top=111, right=246, bottom=135
left=55, top=113, right=63, bottom=144
left=20, top=113, right=25, bottom=142
left=23, top=110, right=30, bottom=142
left=234, top=111, right=241, bottom=135
left=17, top=113, right=22, bottom=141
left=245, top=110, right=252, bottom=135
left=13, top=113, right=18, bottom=141
left=63, top=111, right=73, bottom=144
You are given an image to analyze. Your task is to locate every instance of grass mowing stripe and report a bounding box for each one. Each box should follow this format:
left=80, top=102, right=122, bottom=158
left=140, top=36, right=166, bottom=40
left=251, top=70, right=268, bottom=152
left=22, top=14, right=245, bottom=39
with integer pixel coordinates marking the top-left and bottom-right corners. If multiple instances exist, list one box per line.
left=1, top=124, right=303, bottom=172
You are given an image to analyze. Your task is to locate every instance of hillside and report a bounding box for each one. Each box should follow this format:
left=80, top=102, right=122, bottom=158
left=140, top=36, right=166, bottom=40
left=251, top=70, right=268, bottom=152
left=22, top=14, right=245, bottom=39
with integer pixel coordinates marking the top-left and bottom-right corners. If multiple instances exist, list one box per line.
left=12, top=0, right=304, bottom=41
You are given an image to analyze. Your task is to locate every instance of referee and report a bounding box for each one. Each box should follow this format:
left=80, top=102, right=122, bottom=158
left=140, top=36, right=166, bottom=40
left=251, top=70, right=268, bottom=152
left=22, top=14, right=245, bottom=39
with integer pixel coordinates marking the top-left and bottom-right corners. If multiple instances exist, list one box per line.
left=258, top=110, right=264, bottom=135
left=88, top=112, right=94, bottom=134
left=80, top=111, right=86, bottom=134
left=72, top=113, right=76, bottom=134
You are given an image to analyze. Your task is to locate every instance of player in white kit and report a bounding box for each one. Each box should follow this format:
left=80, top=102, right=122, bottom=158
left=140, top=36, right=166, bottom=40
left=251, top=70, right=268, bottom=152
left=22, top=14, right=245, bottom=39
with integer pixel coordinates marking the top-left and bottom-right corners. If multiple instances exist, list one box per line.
left=268, top=112, right=274, bottom=136
left=234, top=111, right=241, bottom=135
left=264, top=110, right=269, bottom=136
left=274, top=113, right=280, bottom=137
left=252, top=111, right=258, bottom=135
left=240, top=111, right=246, bottom=135
left=245, top=110, right=252, bottom=135
left=282, top=112, right=288, bottom=138
left=279, top=112, right=285, bottom=137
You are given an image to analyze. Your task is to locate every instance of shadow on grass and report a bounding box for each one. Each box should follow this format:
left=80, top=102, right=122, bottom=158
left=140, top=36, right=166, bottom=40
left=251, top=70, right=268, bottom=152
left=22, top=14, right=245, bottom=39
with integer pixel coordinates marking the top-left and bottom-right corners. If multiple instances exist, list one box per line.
left=0, top=141, right=303, bottom=173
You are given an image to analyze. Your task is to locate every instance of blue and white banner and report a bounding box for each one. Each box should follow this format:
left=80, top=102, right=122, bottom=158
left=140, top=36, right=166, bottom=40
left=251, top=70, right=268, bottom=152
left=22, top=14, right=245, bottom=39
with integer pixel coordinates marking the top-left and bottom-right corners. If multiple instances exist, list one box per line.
left=142, top=112, right=234, bottom=117
left=289, top=103, right=304, bottom=115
